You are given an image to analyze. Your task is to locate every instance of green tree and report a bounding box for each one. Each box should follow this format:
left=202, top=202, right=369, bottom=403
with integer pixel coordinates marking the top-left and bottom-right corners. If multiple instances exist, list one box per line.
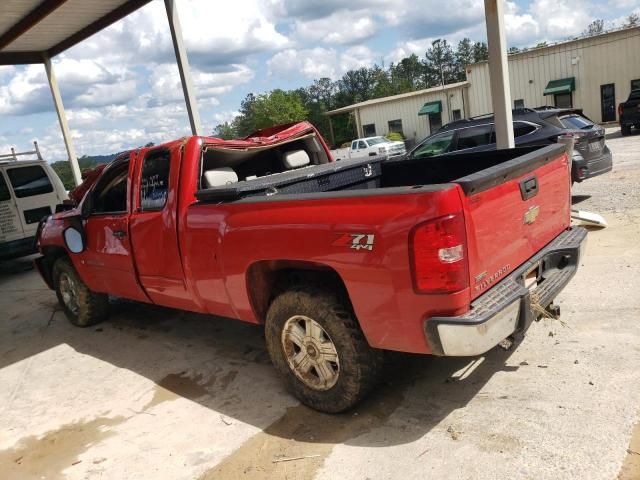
left=508, top=46, right=520, bottom=54
left=231, top=89, right=308, bottom=136
left=50, top=156, right=104, bottom=190
left=455, top=38, right=475, bottom=81
left=472, top=41, right=489, bottom=63
left=213, top=121, right=237, bottom=139
left=625, top=13, right=639, bottom=27
left=584, top=19, right=604, bottom=35
left=389, top=54, right=425, bottom=92
left=423, top=39, right=457, bottom=87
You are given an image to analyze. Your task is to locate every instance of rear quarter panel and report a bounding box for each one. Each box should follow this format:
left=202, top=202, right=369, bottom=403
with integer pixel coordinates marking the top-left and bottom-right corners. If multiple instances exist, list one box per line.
left=182, top=187, right=468, bottom=354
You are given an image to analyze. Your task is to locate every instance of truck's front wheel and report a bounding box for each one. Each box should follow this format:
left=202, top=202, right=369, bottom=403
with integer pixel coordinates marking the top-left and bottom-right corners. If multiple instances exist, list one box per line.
left=265, top=285, right=382, bottom=413
left=53, top=257, right=109, bottom=327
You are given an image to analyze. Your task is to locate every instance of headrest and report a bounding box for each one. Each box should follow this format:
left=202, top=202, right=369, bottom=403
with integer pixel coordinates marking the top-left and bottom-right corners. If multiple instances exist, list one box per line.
left=283, top=149, right=310, bottom=169
left=204, top=167, right=238, bottom=188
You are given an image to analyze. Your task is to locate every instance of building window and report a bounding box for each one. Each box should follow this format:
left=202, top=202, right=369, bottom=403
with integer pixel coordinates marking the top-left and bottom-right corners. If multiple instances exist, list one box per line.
left=363, top=123, right=376, bottom=136
left=514, top=99, right=525, bottom=109
left=388, top=119, right=403, bottom=134
left=452, top=109, right=462, bottom=121
left=554, top=93, right=572, bottom=108
left=428, top=112, right=442, bottom=133
left=632, top=79, right=640, bottom=91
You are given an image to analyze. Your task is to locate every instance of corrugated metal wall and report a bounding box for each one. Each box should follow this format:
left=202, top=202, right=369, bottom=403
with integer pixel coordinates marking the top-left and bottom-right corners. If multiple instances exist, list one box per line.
left=356, top=87, right=467, bottom=142
left=467, top=27, right=640, bottom=122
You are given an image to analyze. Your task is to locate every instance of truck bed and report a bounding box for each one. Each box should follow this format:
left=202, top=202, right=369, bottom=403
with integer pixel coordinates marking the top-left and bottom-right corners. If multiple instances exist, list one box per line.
left=195, top=144, right=564, bottom=201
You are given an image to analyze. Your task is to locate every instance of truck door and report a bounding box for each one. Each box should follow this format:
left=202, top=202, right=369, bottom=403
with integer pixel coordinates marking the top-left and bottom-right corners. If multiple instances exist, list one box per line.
left=76, top=158, right=149, bottom=302
left=129, top=147, right=196, bottom=311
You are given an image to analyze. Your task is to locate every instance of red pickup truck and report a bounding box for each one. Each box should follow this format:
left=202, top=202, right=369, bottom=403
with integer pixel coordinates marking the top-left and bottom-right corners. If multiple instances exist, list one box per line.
left=35, top=121, right=586, bottom=412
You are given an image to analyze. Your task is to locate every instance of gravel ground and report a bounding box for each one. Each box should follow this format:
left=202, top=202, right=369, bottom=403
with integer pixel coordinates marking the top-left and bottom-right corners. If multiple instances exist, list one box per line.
left=0, top=128, right=639, bottom=480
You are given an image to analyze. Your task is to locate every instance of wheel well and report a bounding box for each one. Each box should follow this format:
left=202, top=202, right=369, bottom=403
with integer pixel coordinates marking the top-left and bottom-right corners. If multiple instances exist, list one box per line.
left=246, top=260, right=351, bottom=323
left=40, top=246, right=69, bottom=288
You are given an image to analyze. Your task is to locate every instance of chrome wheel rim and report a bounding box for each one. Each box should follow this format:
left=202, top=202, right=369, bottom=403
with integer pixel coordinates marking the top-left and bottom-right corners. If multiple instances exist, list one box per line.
left=281, top=315, right=340, bottom=391
left=59, top=272, right=80, bottom=315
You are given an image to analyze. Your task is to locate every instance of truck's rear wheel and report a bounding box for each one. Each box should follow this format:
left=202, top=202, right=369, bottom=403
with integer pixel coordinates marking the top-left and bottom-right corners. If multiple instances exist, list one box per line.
left=265, top=285, right=382, bottom=413
left=53, top=257, right=109, bottom=327
left=621, top=125, right=631, bottom=136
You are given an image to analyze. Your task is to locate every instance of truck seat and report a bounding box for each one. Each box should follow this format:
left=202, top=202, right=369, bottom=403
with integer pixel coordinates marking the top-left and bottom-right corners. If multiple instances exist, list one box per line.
left=204, top=167, right=238, bottom=187
left=283, top=150, right=310, bottom=169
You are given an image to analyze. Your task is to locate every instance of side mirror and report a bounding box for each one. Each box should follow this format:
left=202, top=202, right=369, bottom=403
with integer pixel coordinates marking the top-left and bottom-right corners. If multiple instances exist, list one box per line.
left=63, top=227, right=85, bottom=254
left=80, top=193, right=93, bottom=219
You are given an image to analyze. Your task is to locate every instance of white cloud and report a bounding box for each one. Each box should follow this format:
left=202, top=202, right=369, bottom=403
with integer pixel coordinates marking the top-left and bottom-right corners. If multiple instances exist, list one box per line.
left=268, top=46, right=376, bottom=79
left=291, top=11, right=378, bottom=45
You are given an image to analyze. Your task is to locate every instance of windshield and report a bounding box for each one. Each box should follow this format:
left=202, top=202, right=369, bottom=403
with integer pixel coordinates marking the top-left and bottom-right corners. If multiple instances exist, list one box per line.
left=410, top=131, right=455, bottom=159
left=365, top=137, right=389, bottom=146
left=559, top=114, right=594, bottom=130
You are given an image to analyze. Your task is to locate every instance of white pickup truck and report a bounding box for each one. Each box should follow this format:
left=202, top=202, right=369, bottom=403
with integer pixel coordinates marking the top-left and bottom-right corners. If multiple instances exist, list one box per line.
left=331, top=136, right=406, bottom=161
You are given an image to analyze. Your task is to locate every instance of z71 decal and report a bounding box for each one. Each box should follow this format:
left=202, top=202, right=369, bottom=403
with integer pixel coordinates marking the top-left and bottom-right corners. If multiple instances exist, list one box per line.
left=332, top=233, right=375, bottom=251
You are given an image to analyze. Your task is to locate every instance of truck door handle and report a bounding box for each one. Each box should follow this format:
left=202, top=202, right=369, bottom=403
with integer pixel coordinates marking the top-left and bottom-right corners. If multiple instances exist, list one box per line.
left=113, top=230, right=127, bottom=238
left=519, top=176, right=539, bottom=200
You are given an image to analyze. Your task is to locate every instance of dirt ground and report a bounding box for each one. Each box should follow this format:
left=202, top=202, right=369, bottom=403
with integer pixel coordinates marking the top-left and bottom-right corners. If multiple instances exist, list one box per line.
left=1, top=128, right=639, bottom=480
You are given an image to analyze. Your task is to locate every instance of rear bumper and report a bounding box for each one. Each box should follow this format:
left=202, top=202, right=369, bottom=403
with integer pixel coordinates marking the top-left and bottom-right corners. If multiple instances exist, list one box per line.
left=424, top=227, right=588, bottom=356
left=0, top=236, right=37, bottom=260
left=573, top=148, right=612, bottom=182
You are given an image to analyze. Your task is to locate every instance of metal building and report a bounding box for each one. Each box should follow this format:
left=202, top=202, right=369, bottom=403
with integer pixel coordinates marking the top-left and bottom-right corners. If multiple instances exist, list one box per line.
left=326, top=81, right=469, bottom=145
left=467, top=26, right=640, bottom=122
left=328, top=26, right=640, bottom=146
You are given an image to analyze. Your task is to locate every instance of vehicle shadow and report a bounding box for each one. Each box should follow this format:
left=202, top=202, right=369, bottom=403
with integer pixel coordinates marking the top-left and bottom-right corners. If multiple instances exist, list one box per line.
left=0, top=255, right=36, bottom=276
left=1, top=285, right=525, bottom=450
left=605, top=129, right=640, bottom=140
left=571, top=194, right=591, bottom=205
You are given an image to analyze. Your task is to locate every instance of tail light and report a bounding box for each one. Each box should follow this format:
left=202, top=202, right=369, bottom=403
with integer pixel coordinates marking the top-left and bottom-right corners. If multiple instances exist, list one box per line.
left=410, top=213, right=469, bottom=294
left=618, top=104, right=623, bottom=117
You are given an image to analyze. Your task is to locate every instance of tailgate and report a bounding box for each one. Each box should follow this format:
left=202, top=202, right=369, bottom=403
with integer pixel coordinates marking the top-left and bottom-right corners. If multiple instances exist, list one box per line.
left=456, top=144, right=571, bottom=300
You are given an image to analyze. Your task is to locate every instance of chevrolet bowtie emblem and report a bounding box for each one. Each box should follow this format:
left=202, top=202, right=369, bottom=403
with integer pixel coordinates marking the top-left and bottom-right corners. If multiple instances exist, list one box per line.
left=524, top=205, right=540, bottom=224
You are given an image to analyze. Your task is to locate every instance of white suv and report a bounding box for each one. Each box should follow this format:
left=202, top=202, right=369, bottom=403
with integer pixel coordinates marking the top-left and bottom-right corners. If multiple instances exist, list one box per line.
left=0, top=143, right=68, bottom=260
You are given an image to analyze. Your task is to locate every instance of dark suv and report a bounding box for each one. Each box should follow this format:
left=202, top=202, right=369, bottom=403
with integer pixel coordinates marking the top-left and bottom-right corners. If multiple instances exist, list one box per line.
left=408, top=108, right=612, bottom=183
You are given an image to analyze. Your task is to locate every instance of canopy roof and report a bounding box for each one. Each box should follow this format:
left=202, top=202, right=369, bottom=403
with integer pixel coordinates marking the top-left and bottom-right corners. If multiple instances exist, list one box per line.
left=418, top=101, right=442, bottom=116
left=0, top=0, right=152, bottom=65
left=543, top=77, right=576, bottom=96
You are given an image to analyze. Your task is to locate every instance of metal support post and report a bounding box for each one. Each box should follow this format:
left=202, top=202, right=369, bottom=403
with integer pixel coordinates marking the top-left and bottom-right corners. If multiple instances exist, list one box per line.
left=43, top=53, right=82, bottom=186
left=165, top=0, right=202, bottom=136
left=484, top=0, right=515, bottom=149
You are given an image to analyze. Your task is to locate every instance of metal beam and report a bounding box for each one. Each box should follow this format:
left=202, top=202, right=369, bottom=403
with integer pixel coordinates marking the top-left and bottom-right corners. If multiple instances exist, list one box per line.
left=164, top=0, right=202, bottom=136
left=0, top=0, right=68, bottom=50
left=48, top=0, right=153, bottom=56
left=43, top=54, right=82, bottom=186
left=0, top=51, right=44, bottom=65
left=484, top=0, right=514, bottom=149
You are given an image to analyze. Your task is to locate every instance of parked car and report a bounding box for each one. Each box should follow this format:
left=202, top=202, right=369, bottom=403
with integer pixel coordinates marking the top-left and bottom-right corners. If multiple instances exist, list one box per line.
left=35, top=121, right=586, bottom=413
left=331, top=136, right=406, bottom=161
left=618, top=89, right=640, bottom=136
left=408, top=108, right=612, bottom=183
left=0, top=143, right=68, bottom=260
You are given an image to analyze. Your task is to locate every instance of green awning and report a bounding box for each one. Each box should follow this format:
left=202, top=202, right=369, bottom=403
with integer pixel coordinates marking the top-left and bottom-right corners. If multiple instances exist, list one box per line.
left=418, top=101, right=442, bottom=115
left=543, top=77, right=575, bottom=96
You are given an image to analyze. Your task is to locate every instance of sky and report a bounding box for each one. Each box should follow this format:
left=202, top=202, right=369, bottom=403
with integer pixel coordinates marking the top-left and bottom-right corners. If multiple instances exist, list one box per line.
left=1, top=0, right=639, bottom=161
